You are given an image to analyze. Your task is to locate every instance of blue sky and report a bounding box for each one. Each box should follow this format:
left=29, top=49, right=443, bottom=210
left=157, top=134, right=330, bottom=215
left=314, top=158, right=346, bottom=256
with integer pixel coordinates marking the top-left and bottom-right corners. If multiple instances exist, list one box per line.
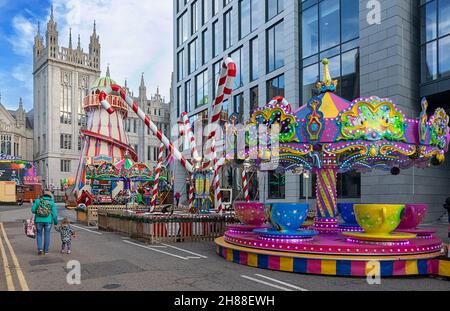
left=0, top=0, right=173, bottom=111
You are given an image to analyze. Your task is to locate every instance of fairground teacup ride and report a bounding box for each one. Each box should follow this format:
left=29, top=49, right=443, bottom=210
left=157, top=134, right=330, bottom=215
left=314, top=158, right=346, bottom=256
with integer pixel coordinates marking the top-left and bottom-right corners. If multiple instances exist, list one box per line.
left=342, top=204, right=416, bottom=242
left=395, top=204, right=435, bottom=237
left=337, top=203, right=363, bottom=232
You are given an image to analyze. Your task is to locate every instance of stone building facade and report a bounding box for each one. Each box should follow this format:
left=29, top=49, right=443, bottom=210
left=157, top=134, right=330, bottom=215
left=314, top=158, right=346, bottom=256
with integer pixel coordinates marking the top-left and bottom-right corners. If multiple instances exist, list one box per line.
left=32, top=7, right=100, bottom=189
left=0, top=96, right=33, bottom=162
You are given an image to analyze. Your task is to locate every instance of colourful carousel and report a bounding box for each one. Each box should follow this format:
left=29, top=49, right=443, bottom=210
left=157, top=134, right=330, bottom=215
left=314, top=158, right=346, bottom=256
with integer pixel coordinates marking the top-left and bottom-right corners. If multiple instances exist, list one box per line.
left=216, top=59, right=450, bottom=277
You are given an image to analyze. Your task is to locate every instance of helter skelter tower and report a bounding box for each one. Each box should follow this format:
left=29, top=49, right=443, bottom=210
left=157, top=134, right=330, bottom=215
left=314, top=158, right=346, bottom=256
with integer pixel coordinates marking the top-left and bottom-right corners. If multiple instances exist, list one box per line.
left=74, top=72, right=137, bottom=198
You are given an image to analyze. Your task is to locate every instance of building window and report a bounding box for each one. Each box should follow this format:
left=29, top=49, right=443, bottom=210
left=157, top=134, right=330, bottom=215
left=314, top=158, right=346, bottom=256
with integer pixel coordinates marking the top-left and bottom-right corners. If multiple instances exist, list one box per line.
left=133, top=119, right=137, bottom=133
left=78, top=136, right=83, bottom=151
left=212, top=61, right=221, bottom=97
left=266, top=21, right=284, bottom=73
left=250, top=86, right=259, bottom=115
left=239, top=0, right=251, bottom=39
left=301, top=0, right=360, bottom=102
left=233, top=93, right=244, bottom=122
left=60, top=84, right=72, bottom=125
left=60, top=134, right=72, bottom=150
left=202, top=0, right=209, bottom=24
left=302, top=48, right=360, bottom=103
left=266, top=0, right=283, bottom=21
left=420, top=0, right=450, bottom=82
left=266, top=74, right=285, bottom=101
left=60, top=160, right=71, bottom=172
left=177, top=11, right=189, bottom=46
left=212, top=20, right=220, bottom=57
left=177, top=49, right=185, bottom=81
left=0, top=134, right=12, bottom=155
left=268, top=171, right=285, bottom=199
left=303, top=171, right=361, bottom=199
left=148, top=146, right=151, bottom=161
left=185, top=80, right=192, bottom=111
left=250, top=36, right=259, bottom=81
left=189, top=38, right=199, bottom=74
left=195, top=70, right=209, bottom=108
left=230, top=47, right=244, bottom=89
left=213, top=0, right=219, bottom=16
left=202, top=29, right=210, bottom=64
left=191, top=1, right=199, bottom=34
left=224, top=9, right=233, bottom=49
left=177, top=86, right=182, bottom=117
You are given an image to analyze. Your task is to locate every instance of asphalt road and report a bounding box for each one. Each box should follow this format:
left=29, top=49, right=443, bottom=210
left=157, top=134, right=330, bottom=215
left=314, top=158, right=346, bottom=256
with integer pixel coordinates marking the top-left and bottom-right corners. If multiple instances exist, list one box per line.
left=0, top=204, right=449, bottom=291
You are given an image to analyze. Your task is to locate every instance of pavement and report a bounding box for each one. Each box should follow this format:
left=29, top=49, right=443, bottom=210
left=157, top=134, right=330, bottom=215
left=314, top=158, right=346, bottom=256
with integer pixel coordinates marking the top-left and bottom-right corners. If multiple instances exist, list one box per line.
left=0, top=204, right=449, bottom=291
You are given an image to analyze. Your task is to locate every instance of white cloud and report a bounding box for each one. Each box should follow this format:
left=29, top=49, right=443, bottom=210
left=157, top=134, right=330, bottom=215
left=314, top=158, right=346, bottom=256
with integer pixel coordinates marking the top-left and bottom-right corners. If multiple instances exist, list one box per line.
left=8, top=15, right=35, bottom=56
left=12, top=64, right=30, bottom=83
left=52, top=0, right=174, bottom=101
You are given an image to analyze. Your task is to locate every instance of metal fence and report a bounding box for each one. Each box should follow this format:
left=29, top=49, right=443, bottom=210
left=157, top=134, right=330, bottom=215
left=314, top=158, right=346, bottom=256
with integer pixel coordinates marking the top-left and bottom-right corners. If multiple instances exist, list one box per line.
left=98, top=210, right=238, bottom=244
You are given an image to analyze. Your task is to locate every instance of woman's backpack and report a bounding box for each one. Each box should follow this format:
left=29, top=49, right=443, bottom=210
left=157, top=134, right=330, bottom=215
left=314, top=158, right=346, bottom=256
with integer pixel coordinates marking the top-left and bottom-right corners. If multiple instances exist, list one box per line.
left=36, top=199, right=52, bottom=217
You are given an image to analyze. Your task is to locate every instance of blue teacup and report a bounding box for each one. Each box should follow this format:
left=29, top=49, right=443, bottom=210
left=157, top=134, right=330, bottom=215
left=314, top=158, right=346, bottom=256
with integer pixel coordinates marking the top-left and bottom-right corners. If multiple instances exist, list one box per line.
left=265, top=203, right=309, bottom=232
left=337, top=203, right=358, bottom=226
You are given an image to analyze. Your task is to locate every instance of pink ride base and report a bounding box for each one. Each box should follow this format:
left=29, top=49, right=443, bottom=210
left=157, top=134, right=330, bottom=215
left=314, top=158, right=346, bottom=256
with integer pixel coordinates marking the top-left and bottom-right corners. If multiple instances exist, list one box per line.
left=223, top=229, right=443, bottom=257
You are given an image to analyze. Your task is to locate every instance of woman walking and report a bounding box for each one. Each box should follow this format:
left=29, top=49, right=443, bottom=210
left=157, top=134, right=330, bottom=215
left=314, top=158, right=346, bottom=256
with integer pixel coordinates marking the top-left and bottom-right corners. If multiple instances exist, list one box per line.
left=31, top=191, right=58, bottom=255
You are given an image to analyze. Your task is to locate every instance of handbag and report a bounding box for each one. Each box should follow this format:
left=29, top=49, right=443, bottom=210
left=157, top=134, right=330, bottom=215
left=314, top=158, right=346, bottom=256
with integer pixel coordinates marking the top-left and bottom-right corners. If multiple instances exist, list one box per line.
left=24, top=215, right=36, bottom=239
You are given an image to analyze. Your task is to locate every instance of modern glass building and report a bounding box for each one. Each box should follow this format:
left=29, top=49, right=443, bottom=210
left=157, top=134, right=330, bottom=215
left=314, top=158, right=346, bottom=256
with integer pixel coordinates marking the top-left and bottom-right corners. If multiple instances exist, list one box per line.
left=171, top=0, right=450, bottom=219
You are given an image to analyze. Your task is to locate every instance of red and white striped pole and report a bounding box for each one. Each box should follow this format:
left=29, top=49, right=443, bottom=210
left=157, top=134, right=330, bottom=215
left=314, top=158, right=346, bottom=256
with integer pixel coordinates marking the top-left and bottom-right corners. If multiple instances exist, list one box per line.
left=188, top=176, right=195, bottom=212
left=242, top=169, right=249, bottom=203
left=212, top=140, right=222, bottom=213
left=202, top=58, right=236, bottom=170
left=181, top=112, right=201, bottom=163
left=150, top=143, right=165, bottom=211
left=100, top=86, right=194, bottom=173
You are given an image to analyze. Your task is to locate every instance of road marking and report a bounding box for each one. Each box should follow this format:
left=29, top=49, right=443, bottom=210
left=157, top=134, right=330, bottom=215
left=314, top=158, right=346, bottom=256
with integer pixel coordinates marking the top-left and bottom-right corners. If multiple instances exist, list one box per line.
left=241, top=275, right=293, bottom=291
left=254, top=274, right=308, bottom=291
left=123, top=240, right=190, bottom=260
left=160, top=243, right=208, bottom=258
left=71, top=224, right=103, bottom=235
left=0, top=223, right=29, bottom=291
left=0, top=223, right=15, bottom=291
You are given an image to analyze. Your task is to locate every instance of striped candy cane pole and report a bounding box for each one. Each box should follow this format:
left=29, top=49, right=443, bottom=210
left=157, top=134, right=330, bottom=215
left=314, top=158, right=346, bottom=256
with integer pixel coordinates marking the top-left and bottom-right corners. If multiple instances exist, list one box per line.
left=100, top=86, right=194, bottom=173
left=150, top=143, right=165, bottom=211
left=211, top=140, right=222, bottom=213
left=242, top=169, right=249, bottom=203
left=181, top=112, right=201, bottom=163
left=188, top=175, right=195, bottom=212
left=202, top=58, right=236, bottom=170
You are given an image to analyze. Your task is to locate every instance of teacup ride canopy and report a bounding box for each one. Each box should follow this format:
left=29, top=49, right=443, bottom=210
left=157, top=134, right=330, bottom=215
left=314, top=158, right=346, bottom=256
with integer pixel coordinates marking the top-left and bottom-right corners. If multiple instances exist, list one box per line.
left=249, top=58, right=450, bottom=223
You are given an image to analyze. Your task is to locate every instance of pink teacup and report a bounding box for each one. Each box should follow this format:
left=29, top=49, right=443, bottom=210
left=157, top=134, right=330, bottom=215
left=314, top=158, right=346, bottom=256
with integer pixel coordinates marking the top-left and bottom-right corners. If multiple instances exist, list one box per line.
left=397, top=204, right=428, bottom=230
left=234, top=202, right=267, bottom=226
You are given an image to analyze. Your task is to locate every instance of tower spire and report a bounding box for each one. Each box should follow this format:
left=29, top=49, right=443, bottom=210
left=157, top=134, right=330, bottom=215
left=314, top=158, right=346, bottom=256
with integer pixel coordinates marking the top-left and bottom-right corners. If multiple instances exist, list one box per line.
left=77, top=34, right=81, bottom=49
left=93, top=20, right=96, bottom=34
left=50, top=4, right=54, bottom=21
left=69, top=28, right=72, bottom=49
left=140, top=73, right=145, bottom=88
left=106, top=64, right=110, bottom=77
left=37, top=21, right=40, bottom=35
left=19, top=97, right=23, bottom=109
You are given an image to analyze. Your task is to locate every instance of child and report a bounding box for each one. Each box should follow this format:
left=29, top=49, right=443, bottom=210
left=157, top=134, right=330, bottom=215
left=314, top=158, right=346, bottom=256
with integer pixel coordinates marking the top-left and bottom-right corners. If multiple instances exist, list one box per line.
left=55, top=218, right=75, bottom=254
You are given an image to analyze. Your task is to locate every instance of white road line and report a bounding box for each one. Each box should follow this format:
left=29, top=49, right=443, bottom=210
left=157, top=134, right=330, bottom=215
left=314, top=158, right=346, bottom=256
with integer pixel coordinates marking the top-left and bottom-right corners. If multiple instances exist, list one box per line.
left=160, top=243, right=208, bottom=258
left=254, top=274, right=309, bottom=291
left=241, top=275, right=293, bottom=291
left=71, top=225, right=103, bottom=235
left=123, top=240, right=189, bottom=260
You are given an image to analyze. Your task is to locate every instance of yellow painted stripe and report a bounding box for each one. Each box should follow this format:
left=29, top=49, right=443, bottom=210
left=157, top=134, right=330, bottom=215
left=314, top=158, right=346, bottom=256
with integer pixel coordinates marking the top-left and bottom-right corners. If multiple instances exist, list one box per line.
left=247, top=253, right=258, bottom=267
left=0, top=223, right=29, bottom=291
left=321, top=171, right=335, bottom=217
left=321, top=260, right=336, bottom=275
left=405, top=260, right=419, bottom=275
left=438, top=260, right=450, bottom=277
left=279, top=257, right=293, bottom=272
left=226, top=248, right=233, bottom=262
left=0, top=224, right=15, bottom=291
left=318, top=175, right=333, bottom=217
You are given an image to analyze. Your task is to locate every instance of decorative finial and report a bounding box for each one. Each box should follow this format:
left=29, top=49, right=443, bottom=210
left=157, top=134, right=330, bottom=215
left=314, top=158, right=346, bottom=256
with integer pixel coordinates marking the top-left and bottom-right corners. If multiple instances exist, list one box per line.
left=157, top=86, right=160, bottom=95
left=315, top=58, right=338, bottom=93
left=50, top=5, right=54, bottom=20
left=77, top=34, right=81, bottom=49
left=19, top=97, right=23, bottom=108
left=93, top=20, right=96, bottom=33
left=37, top=22, right=40, bottom=35
left=125, top=79, right=128, bottom=88
left=106, top=63, right=110, bottom=77
left=140, top=73, right=145, bottom=87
